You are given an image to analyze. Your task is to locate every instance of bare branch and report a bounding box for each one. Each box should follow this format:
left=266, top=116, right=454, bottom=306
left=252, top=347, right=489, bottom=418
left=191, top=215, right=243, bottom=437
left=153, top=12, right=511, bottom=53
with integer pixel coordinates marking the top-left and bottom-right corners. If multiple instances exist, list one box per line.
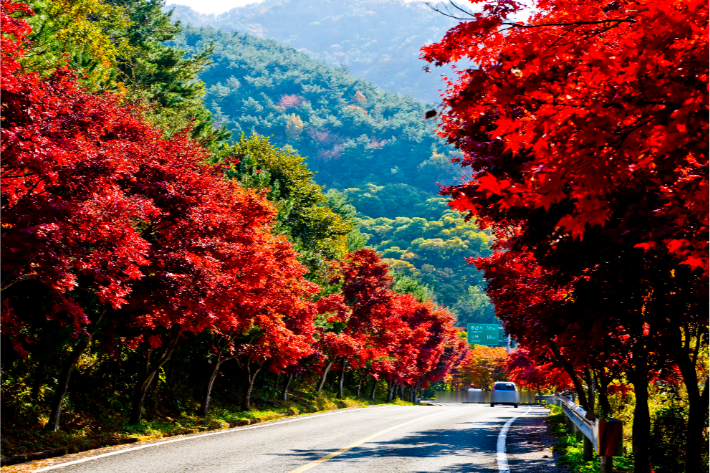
left=1, top=273, right=37, bottom=292
left=425, top=0, right=477, bottom=20
left=503, top=18, right=635, bottom=28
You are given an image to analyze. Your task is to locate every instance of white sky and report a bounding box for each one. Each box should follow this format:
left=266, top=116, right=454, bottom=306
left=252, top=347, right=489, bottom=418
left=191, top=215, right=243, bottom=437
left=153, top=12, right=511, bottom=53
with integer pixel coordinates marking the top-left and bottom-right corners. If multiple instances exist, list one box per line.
left=166, top=0, right=425, bottom=15
left=166, top=0, right=267, bottom=15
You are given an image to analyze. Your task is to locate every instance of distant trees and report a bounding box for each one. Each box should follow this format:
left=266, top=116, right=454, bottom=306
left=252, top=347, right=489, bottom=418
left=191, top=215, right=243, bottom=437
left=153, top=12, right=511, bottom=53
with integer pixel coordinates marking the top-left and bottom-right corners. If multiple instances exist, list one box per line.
left=168, top=0, right=459, bottom=103
left=174, top=26, right=452, bottom=194
left=169, top=24, right=492, bottom=311
left=457, top=346, right=507, bottom=390
left=360, top=211, right=493, bottom=313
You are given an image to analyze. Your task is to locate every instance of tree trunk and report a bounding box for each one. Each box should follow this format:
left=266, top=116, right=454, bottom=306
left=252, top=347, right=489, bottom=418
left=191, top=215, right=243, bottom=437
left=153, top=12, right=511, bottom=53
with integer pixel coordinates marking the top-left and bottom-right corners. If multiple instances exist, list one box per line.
left=548, top=340, right=591, bottom=412
left=242, top=363, right=261, bottom=411
left=46, top=338, right=90, bottom=432
left=282, top=373, right=293, bottom=401
left=584, top=366, right=596, bottom=420
left=628, top=344, right=650, bottom=473
left=670, top=326, right=708, bottom=473
left=356, top=371, right=363, bottom=398
left=337, top=359, right=348, bottom=399
left=167, top=358, right=176, bottom=388
left=387, top=381, right=395, bottom=402
left=595, top=370, right=612, bottom=418
left=32, top=358, right=46, bottom=401
left=316, top=360, right=334, bottom=393
left=199, top=358, right=225, bottom=417
left=583, top=368, right=595, bottom=461
left=370, top=376, right=378, bottom=400
left=129, top=336, right=178, bottom=425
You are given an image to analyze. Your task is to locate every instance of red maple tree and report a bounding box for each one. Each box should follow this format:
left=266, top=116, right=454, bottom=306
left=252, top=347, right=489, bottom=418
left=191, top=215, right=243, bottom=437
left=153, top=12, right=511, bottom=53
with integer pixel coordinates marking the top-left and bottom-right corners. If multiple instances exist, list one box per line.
left=422, top=0, right=708, bottom=272
left=1, top=2, right=318, bottom=424
left=423, top=1, right=707, bottom=470
left=506, top=347, right=572, bottom=394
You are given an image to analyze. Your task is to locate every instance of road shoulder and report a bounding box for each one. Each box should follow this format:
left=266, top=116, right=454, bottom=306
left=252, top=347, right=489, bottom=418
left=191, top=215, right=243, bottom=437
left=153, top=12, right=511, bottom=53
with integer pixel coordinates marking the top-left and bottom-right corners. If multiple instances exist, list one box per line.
left=505, top=405, right=570, bottom=473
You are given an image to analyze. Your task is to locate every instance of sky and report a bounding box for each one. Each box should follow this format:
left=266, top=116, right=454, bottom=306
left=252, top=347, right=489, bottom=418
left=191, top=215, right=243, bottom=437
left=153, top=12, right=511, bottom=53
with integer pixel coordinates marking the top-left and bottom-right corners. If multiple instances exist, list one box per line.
left=166, top=0, right=266, bottom=15
left=166, top=0, right=425, bottom=15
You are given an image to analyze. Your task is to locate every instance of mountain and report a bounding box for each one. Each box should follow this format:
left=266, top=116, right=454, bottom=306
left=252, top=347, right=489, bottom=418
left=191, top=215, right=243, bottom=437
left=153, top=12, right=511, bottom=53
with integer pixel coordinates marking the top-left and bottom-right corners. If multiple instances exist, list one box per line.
left=169, top=24, right=494, bottom=323
left=165, top=0, right=460, bottom=103
left=171, top=25, right=465, bottom=196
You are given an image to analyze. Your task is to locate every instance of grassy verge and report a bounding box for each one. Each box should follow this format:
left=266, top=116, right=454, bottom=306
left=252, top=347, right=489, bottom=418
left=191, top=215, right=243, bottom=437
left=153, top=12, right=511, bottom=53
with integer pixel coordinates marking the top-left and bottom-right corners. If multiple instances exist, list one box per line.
left=1, top=392, right=414, bottom=462
left=547, top=405, right=633, bottom=473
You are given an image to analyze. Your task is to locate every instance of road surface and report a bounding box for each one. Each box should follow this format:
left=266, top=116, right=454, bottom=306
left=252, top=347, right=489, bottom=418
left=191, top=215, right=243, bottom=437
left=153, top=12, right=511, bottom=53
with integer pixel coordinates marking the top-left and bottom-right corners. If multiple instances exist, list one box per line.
left=36, top=404, right=557, bottom=473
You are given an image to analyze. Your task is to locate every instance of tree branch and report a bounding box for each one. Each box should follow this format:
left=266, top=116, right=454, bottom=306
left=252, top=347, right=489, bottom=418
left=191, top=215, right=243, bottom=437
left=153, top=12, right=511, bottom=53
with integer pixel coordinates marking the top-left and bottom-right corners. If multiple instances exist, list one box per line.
left=503, top=18, right=636, bottom=29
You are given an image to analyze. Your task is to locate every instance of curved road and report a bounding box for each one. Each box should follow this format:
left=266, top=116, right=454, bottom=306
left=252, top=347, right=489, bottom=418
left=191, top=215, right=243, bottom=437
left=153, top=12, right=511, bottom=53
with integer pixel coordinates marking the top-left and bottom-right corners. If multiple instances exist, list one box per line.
left=37, top=404, right=555, bottom=473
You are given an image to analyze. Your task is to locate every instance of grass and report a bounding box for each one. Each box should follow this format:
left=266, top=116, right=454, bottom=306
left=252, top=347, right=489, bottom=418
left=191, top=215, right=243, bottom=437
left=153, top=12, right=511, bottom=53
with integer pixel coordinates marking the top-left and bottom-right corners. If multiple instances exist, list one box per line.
left=547, top=405, right=633, bottom=473
left=1, top=391, right=415, bottom=461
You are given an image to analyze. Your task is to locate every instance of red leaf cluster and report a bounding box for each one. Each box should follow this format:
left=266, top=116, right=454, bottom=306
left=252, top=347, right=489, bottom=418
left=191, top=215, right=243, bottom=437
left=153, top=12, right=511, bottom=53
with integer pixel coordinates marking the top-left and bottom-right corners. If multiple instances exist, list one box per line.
left=324, top=249, right=466, bottom=389
left=422, top=0, right=708, bottom=271
left=1, top=23, right=315, bottom=365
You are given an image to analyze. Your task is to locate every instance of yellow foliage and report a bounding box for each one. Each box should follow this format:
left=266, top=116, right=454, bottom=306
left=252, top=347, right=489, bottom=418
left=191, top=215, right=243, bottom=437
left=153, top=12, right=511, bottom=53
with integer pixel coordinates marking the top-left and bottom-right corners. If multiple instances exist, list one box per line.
left=353, top=90, right=367, bottom=105
left=458, top=346, right=508, bottom=390
left=344, top=104, right=367, bottom=115
left=24, top=0, right=132, bottom=82
left=285, top=113, right=304, bottom=139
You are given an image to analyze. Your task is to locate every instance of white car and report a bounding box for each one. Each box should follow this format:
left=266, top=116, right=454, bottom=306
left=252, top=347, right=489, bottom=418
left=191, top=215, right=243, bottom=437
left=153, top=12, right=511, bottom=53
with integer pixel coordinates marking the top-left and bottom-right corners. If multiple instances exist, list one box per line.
left=490, top=381, right=520, bottom=408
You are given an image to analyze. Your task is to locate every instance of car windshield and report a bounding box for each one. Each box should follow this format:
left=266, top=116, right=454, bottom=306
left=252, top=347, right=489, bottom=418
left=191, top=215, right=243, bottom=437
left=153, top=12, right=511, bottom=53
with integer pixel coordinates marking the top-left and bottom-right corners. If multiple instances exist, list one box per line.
left=494, top=383, right=515, bottom=391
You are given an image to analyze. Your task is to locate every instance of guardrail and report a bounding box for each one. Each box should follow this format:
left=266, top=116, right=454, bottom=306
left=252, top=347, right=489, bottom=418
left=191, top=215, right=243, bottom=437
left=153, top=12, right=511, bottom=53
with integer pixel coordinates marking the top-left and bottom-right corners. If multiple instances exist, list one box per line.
left=544, top=394, right=623, bottom=473
left=432, top=390, right=536, bottom=404
left=431, top=391, right=623, bottom=473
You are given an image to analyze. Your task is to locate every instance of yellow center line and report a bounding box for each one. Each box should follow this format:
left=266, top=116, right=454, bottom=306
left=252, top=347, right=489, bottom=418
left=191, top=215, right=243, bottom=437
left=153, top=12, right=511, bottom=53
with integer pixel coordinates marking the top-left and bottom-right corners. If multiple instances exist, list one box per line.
left=288, top=406, right=468, bottom=473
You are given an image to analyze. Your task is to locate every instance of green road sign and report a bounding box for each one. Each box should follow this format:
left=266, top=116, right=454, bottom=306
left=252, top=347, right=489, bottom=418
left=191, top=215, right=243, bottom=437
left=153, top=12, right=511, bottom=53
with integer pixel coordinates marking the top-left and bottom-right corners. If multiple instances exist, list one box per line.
left=467, top=323, right=501, bottom=346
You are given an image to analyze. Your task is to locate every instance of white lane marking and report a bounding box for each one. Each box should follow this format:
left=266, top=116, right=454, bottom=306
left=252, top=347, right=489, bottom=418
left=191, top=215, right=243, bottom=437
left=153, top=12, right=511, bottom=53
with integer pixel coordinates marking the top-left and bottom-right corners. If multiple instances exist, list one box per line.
left=497, top=406, right=532, bottom=473
left=35, top=405, right=405, bottom=471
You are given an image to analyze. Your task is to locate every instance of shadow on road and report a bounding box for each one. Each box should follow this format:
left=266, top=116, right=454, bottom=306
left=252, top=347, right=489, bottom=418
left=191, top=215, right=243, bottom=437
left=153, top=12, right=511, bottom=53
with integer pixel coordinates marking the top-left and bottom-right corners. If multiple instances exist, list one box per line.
left=277, top=417, right=505, bottom=472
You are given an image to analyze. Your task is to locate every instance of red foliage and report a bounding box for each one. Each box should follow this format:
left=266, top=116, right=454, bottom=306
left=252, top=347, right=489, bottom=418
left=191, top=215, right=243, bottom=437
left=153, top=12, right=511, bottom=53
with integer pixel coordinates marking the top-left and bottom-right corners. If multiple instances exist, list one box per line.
left=2, top=39, right=316, bottom=361
left=331, top=250, right=465, bottom=388
left=0, top=0, right=32, bottom=92
left=422, top=0, right=708, bottom=272
left=277, top=94, right=304, bottom=109
left=506, top=347, right=572, bottom=393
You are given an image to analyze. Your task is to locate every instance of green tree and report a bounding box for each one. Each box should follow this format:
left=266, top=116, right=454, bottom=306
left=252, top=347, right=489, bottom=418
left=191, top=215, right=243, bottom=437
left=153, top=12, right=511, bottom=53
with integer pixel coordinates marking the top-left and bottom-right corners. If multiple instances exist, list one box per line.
left=360, top=211, right=493, bottom=311
left=451, top=286, right=496, bottom=326
left=219, top=134, right=356, bottom=281
left=21, top=0, right=131, bottom=82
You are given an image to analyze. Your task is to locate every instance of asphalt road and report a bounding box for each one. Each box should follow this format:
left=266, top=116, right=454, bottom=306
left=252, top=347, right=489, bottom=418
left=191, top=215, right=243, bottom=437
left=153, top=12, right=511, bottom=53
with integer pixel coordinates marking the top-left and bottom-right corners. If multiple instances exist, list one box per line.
left=37, top=404, right=555, bottom=473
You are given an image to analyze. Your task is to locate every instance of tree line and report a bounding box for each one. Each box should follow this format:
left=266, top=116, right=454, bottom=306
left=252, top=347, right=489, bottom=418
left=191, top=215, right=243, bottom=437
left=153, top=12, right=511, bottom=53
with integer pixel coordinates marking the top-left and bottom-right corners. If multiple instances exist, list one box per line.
left=0, top=0, right=466, bottom=436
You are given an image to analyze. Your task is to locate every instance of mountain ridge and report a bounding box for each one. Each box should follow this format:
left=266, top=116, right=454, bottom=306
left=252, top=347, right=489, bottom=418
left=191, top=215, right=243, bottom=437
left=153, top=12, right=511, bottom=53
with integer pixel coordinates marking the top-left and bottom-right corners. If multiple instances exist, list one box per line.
left=165, top=0, right=460, bottom=103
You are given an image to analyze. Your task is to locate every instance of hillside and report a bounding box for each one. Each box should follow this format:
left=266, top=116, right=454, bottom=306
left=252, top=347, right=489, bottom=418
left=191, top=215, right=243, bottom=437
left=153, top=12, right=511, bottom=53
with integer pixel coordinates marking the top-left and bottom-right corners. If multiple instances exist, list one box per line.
left=360, top=211, right=496, bottom=322
left=172, top=26, right=464, bottom=196
left=170, top=25, right=493, bottom=320
left=166, top=0, right=459, bottom=103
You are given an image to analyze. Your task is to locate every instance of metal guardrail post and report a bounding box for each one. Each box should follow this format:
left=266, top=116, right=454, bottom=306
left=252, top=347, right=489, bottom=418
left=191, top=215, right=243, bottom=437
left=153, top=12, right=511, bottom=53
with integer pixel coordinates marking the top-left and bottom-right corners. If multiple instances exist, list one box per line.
left=583, top=437, right=594, bottom=461
left=600, top=455, right=613, bottom=473
left=554, top=395, right=623, bottom=473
